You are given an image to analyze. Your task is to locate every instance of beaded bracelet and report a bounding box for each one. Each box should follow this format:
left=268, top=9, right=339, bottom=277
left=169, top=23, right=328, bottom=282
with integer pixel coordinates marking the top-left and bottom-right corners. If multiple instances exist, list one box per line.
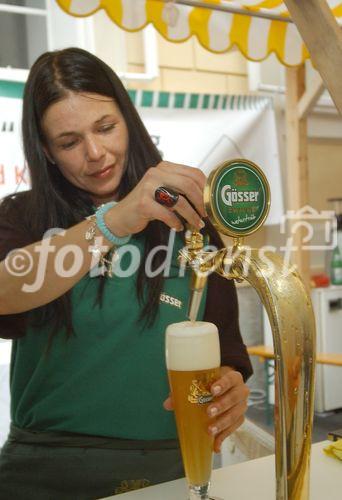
left=95, top=202, right=131, bottom=246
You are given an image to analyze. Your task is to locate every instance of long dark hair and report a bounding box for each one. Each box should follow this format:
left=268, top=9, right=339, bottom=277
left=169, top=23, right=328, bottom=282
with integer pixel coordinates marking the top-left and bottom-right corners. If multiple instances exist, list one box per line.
left=0, top=47, right=222, bottom=343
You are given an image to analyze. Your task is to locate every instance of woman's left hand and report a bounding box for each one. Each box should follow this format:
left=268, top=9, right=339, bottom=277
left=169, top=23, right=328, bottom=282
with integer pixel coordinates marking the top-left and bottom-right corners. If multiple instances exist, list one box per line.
left=206, top=366, right=250, bottom=453
left=163, top=366, right=250, bottom=453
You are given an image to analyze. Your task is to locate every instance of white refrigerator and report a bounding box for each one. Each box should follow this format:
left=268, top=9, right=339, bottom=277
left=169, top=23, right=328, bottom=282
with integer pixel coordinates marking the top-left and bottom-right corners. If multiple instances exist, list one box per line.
left=263, top=286, right=342, bottom=412
left=312, top=286, right=342, bottom=413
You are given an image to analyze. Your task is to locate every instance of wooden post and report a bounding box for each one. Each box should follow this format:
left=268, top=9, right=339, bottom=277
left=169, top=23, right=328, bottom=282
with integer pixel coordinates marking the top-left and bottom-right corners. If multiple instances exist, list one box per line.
left=285, top=64, right=310, bottom=284
left=284, top=0, right=342, bottom=114
left=298, top=75, right=325, bottom=120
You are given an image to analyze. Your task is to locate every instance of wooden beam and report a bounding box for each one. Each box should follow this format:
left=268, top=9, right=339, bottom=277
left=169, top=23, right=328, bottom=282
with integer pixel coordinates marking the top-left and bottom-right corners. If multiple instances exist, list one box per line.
left=285, top=65, right=310, bottom=285
left=284, top=0, right=342, bottom=115
left=298, top=74, right=325, bottom=120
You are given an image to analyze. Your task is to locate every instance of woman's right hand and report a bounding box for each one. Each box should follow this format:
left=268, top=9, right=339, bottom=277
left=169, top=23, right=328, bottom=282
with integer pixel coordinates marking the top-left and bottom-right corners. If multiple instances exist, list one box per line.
left=105, top=161, right=207, bottom=237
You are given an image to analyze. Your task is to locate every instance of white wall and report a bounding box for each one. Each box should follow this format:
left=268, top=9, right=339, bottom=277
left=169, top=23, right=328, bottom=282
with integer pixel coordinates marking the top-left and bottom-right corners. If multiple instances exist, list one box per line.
left=0, top=341, right=11, bottom=447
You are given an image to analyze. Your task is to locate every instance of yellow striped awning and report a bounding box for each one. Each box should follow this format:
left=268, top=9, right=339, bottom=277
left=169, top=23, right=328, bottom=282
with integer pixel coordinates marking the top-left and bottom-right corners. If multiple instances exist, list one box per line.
left=56, top=0, right=342, bottom=67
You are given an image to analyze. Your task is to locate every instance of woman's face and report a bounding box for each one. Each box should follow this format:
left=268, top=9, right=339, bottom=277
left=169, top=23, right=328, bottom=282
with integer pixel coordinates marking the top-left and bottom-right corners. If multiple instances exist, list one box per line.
left=41, top=92, right=129, bottom=206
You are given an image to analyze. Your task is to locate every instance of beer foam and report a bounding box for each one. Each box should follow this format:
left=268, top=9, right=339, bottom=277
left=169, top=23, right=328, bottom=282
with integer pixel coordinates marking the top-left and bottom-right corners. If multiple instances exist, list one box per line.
left=166, top=321, right=220, bottom=371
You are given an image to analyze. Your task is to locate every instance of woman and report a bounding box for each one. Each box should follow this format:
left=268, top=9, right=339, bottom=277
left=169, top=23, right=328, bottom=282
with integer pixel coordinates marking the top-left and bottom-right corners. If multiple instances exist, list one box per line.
left=0, top=48, right=252, bottom=499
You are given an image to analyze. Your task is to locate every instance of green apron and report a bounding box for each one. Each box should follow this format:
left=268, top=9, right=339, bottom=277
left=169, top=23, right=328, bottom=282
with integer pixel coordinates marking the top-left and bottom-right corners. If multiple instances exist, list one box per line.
left=0, top=424, right=183, bottom=499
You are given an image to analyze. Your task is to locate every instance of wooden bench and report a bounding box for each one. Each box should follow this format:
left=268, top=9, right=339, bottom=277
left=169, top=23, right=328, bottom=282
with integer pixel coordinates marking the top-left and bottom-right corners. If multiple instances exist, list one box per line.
left=247, top=345, right=342, bottom=424
left=247, top=345, right=342, bottom=367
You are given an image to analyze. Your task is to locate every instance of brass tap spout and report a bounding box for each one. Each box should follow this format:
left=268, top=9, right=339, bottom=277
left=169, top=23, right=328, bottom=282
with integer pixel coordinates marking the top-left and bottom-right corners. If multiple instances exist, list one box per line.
left=179, top=228, right=225, bottom=322
left=179, top=228, right=209, bottom=322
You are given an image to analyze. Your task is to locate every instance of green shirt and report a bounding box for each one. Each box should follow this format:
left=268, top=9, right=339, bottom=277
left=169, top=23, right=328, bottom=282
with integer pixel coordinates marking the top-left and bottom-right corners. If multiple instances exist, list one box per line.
left=10, top=232, right=207, bottom=440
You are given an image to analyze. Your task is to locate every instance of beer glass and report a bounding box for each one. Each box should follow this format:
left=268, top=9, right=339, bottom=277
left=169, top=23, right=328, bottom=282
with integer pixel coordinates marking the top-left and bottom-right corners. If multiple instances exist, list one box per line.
left=166, top=321, right=221, bottom=500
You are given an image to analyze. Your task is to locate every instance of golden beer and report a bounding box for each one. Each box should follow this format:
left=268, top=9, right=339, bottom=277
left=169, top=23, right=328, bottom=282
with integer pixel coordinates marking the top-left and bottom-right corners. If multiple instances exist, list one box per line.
left=166, top=321, right=221, bottom=495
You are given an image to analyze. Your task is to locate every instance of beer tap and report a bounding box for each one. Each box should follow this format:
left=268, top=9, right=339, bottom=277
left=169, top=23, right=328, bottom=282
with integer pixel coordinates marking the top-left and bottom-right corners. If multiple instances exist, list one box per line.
left=179, top=226, right=227, bottom=322
left=180, top=159, right=316, bottom=500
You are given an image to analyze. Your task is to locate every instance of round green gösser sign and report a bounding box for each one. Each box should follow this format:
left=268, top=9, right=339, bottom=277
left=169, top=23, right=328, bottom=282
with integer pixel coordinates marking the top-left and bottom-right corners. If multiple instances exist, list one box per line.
left=206, top=160, right=270, bottom=237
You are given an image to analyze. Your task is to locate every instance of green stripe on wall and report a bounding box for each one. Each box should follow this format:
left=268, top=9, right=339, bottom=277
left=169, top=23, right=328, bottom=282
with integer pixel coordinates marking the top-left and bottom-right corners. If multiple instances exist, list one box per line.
left=202, top=94, right=210, bottom=109
left=189, top=94, right=199, bottom=109
left=158, top=92, right=169, bottom=108
left=0, top=81, right=24, bottom=99
left=174, top=93, right=185, bottom=108
left=127, top=89, right=136, bottom=104
left=141, top=91, right=153, bottom=107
